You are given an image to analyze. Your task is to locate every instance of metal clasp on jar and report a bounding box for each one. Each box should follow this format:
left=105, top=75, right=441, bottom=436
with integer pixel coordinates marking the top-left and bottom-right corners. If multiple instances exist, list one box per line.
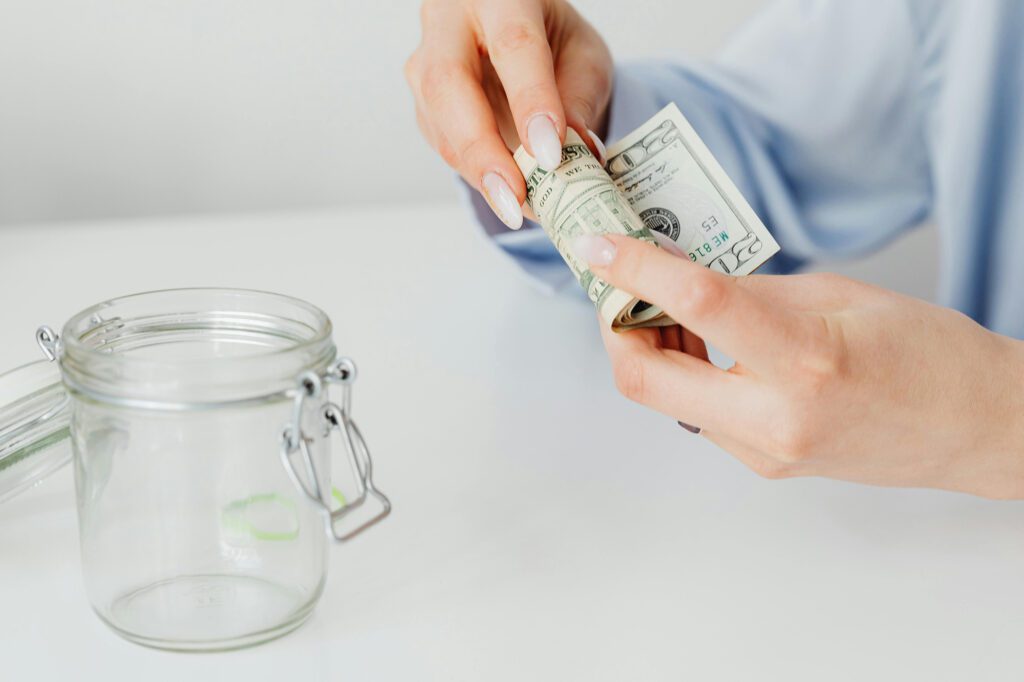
left=280, top=358, right=391, bottom=542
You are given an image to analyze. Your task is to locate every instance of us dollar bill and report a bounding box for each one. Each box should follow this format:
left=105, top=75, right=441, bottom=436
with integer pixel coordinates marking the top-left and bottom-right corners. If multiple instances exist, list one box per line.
left=513, top=103, right=780, bottom=331
left=514, top=129, right=672, bottom=330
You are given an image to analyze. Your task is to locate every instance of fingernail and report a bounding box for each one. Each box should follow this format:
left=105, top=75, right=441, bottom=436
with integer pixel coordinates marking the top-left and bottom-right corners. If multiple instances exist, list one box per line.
left=527, top=114, right=562, bottom=171
left=571, top=234, right=616, bottom=266
left=586, top=128, right=607, bottom=165
left=677, top=421, right=702, bottom=434
left=649, top=229, right=687, bottom=258
left=481, top=172, right=523, bottom=230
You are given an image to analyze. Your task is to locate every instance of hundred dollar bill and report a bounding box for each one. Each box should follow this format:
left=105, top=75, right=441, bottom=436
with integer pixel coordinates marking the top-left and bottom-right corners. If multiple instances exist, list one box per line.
left=513, top=103, right=780, bottom=331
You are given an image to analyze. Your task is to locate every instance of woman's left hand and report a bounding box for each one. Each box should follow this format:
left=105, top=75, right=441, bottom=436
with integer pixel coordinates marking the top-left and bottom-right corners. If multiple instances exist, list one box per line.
left=574, top=234, right=1024, bottom=499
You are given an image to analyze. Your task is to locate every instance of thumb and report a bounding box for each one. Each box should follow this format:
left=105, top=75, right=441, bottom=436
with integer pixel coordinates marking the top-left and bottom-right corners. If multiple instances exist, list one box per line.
left=577, top=233, right=814, bottom=376
left=554, top=23, right=613, bottom=160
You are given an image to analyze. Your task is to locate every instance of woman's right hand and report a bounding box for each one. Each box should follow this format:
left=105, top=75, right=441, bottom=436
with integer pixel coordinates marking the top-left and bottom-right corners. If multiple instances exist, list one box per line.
left=406, top=0, right=613, bottom=229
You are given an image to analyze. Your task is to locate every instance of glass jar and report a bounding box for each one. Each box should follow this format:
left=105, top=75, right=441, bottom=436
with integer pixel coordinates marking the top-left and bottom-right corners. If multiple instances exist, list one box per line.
left=0, top=288, right=390, bottom=651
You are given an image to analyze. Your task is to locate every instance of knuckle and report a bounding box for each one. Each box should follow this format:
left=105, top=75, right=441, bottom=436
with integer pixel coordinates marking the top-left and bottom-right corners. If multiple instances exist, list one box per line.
left=562, top=93, right=595, bottom=125
left=510, top=81, right=556, bottom=110
left=769, top=412, right=817, bottom=463
left=797, top=349, right=842, bottom=395
left=611, top=355, right=648, bottom=404
left=795, top=317, right=847, bottom=394
left=675, top=272, right=730, bottom=319
left=453, top=135, right=487, bottom=166
left=436, top=136, right=458, bottom=168
left=403, top=52, right=421, bottom=85
left=489, top=22, right=546, bottom=59
left=749, top=458, right=794, bottom=481
left=578, top=61, right=612, bottom=98
left=590, top=64, right=612, bottom=96
left=419, top=61, right=466, bottom=103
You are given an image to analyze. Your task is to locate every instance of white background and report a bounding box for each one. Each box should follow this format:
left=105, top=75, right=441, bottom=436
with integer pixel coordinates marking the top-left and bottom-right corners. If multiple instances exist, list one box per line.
left=0, top=0, right=768, bottom=225
left=0, top=0, right=937, bottom=298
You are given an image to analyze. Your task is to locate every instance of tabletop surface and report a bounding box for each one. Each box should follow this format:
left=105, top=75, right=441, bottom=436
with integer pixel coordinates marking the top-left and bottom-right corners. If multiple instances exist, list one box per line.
left=1, top=205, right=1022, bottom=681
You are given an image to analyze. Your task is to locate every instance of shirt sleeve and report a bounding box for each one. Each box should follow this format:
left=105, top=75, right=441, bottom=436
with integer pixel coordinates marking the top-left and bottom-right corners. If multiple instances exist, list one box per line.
left=472, top=0, right=935, bottom=280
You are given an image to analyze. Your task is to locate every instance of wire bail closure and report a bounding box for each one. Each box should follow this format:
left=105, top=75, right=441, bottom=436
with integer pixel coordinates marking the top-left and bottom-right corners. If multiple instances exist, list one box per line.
left=36, top=326, right=62, bottom=362
left=280, top=357, right=391, bottom=542
left=35, top=324, right=389, bottom=541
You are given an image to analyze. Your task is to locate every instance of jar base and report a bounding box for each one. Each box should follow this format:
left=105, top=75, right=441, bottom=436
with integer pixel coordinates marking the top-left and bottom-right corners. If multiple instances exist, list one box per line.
left=96, top=573, right=322, bottom=652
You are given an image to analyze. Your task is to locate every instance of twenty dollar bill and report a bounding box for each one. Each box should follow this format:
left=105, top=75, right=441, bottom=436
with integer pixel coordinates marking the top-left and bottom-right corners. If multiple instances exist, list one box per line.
left=513, top=103, right=780, bottom=331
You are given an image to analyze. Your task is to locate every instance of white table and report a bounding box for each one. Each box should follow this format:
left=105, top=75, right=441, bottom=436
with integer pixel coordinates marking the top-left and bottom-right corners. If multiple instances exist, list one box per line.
left=1, top=205, right=1022, bottom=681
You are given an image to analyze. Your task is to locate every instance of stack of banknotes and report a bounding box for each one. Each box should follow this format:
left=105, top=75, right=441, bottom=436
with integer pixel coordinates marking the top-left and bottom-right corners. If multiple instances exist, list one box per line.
left=513, top=103, right=779, bottom=331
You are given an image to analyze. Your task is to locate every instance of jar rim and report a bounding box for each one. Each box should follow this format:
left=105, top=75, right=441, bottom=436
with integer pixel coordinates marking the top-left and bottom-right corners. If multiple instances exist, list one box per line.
left=59, top=287, right=337, bottom=406
left=62, top=287, right=333, bottom=366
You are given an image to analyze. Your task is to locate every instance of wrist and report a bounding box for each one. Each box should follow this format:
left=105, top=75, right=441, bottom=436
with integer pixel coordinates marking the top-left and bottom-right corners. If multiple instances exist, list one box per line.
left=980, top=334, right=1024, bottom=499
left=1004, top=335, right=1024, bottom=448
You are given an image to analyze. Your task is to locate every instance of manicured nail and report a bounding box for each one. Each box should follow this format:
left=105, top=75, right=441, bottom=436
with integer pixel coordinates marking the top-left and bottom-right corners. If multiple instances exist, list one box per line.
left=571, top=234, right=616, bottom=266
left=677, top=421, right=702, bottom=434
left=527, top=114, right=562, bottom=171
left=586, top=128, right=607, bottom=165
left=649, top=229, right=687, bottom=258
left=482, top=172, right=523, bottom=230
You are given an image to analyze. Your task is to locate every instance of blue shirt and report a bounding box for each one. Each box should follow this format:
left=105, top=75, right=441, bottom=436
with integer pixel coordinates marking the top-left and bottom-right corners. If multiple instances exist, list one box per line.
left=468, top=0, right=1024, bottom=339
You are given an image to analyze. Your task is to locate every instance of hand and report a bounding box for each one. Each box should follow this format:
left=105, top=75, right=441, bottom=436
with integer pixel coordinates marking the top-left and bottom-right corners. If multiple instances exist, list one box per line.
left=573, top=234, right=1024, bottom=499
left=406, top=0, right=612, bottom=229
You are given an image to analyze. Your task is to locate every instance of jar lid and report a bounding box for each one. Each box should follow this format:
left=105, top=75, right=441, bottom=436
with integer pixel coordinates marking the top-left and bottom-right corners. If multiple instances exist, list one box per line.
left=0, top=359, right=71, bottom=504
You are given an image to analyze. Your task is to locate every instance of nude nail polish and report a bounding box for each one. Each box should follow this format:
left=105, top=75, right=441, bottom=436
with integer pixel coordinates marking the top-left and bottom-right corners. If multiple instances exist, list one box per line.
left=586, top=128, right=607, bottom=165
left=482, top=172, right=523, bottom=230
left=527, top=114, right=563, bottom=172
left=571, top=234, right=616, bottom=266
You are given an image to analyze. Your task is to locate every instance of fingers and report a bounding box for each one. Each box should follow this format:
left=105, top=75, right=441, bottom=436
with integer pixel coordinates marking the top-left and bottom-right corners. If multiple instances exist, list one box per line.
left=476, top=2, right=565, bottom=171
left=598, top=321, right=747, bottom=434
left=656, top=324, right=709, bottom=364
left=409, top=0, right=616, bottom=228
left=407, top=5, right=525, bottom=229
left=660, top=325, right=683, bottom=352
left=682, top=328, right=710, bottom=362
left=600, top=318, right=805, bottom=481
left=582, top=234, right=817, bottom=375
left=423, top=68, right=525, bottom=228
left=551, top=10, right=613, bottom=145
